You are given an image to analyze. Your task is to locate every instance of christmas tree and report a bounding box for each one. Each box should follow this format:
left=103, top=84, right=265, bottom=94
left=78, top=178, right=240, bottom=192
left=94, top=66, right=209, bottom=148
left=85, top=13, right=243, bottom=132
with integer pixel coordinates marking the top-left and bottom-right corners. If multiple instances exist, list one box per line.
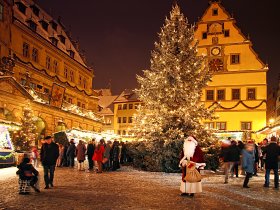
left=13, top=107, right=37, bottom=151
left=133, top=5, right=216, bottom=172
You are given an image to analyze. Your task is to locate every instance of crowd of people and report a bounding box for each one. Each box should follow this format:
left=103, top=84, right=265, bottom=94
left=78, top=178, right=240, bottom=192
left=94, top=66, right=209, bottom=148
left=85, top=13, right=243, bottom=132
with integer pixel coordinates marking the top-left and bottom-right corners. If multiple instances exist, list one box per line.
left=219, top=136, right=280, bottom=189
left=16, top=136, right=130, bottom=194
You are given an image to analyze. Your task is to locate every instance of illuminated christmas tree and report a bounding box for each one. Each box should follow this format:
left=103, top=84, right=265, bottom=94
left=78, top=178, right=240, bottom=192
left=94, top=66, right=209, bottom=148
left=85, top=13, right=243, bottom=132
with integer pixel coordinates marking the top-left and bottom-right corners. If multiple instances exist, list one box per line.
left=13, top=107, right=37, bottom=151
left=133, top=5, right=216, bottom=172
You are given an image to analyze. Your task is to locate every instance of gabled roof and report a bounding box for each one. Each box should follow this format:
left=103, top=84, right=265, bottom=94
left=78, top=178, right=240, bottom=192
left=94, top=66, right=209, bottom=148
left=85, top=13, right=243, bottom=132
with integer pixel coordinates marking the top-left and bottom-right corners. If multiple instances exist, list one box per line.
left=114, top=89, right=140, bottom=103
left=98, top=95, right=118, bottom=109
left=13, top=0, right=88, bottom=68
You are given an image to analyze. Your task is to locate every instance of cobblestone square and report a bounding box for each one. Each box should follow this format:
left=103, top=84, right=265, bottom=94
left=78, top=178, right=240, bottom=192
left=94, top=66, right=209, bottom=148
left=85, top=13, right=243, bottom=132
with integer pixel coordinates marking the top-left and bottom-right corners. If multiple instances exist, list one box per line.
left=0, top=166, right=279, bottom=210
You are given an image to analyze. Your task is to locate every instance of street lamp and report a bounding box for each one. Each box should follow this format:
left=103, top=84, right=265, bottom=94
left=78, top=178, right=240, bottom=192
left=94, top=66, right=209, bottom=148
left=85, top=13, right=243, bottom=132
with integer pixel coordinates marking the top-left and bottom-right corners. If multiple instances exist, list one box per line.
left=269, top=118, right=275, bottom=126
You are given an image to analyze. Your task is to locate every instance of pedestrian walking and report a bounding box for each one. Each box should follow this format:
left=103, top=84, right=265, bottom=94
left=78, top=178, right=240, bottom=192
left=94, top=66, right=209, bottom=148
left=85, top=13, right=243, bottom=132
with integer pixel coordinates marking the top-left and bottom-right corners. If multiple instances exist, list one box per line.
left=262, top=136, right=280, bottom=189
left=62, top=142, right=69, bottom=167
left=253, top=140, right=259, bottom=176
left=261, top=138, right=268, bottom=170
left=230, top=140, right=241, bottom=178
left=87, top=139, right=95, bottom=170
left=179, top=136, right=206, bottom=197
left=67, top=139, right=76, bottom=168
left=93, top=139, right=105, bottom=173
left=242, top=142, right=255, bottom=188
left=103, top=140, right=112, bottom=171
left=219, top=138, right=232, bottom=184
left=56, top=144, right=64, bottom=167
left=16, top=157, right=40, bottom=194
left=40, top=136, right=59, bottom=189
left=120, top=141, right=127, bottom=164
left=76, top=140, right=86, bottom=171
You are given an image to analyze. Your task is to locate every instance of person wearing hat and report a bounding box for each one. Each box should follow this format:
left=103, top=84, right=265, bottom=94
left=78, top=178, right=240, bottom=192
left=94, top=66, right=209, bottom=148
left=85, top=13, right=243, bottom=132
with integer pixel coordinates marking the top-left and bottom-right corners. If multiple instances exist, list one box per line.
left=179, top=136, right=206, bottom=197
left=262, top=136, right=280, bottom=189
left=40, top=135, right=59, bottom=189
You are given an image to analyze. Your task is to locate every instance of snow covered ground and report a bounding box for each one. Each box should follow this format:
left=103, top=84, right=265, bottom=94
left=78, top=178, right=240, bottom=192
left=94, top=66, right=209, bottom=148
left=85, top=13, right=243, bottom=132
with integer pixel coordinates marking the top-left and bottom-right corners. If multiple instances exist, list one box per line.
left=0, top=166, right=279, bottom=210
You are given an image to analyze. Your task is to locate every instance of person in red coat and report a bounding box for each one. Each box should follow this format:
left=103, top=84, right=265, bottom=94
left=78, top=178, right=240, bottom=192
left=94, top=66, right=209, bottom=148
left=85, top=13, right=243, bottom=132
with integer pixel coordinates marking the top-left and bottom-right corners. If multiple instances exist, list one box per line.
left=93, top=139, right=105, bottom=173
left=179, top=136, right=205, bottom=197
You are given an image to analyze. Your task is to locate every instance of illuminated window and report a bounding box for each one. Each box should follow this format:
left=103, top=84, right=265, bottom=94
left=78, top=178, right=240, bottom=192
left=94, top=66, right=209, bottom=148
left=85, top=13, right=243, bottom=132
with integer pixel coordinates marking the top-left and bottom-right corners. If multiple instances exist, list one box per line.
left=69, top=70, right=74, bottom=82
left=212, top=8, right=218, bottom=16
left=204, top=122, right=214, bottom=129
left=123, top=117, right=127, bottom=123
left=23, top=42, right=29, bottom=57
left=241, top=122, right=252, bottom=130
left=247, top=88, right=256, bottom=100
left=83, top=78, right=87, bottom=89
left=230, top=54, right=240, bottom=64
left=46, top=56, right=51, bottom=70
left=0, top=3, right=3, bottom=21
left=53, top=60, right=58, bottom=73
left=216, top=122, right=226, bottom=130
left=217, top=89, right=225, bottom=100
left=232, top=89, right=240, bottom=100
left=64, top=67, right=68, bottom=78
left=32, top=48, right=38, bottom=62
left=129, top=104, right=133, bottom=109
left=206, top=90, right=214, bottom=101
left=118, top=117, right=121, bottom=123
left=224, top=30, right=230, bottom=37
left=118, top=104, right=122, bottom=110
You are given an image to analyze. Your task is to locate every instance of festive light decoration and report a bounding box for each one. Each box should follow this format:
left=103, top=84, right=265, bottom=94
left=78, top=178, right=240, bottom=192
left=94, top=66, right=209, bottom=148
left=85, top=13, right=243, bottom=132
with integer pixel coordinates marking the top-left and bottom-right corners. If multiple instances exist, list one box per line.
left=0, top=125, right=14, bottom=150
left=12, top=106, right=37, bottom=151
left=134, top=5, right=215, bottom=144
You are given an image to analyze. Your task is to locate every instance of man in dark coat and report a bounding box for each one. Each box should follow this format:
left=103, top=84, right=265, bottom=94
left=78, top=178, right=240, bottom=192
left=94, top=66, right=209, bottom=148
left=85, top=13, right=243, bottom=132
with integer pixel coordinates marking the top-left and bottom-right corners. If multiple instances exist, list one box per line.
left=87, top=139, right=95, bottom=170
left=67, top=139, right=76, bottom=168
left=219, top=138, right=232, bottom=183
left=230, top=140, right=241, bottom=177
left=262, top=136, right=280, bottom=189
left=40, top=136, right=59, bottom=189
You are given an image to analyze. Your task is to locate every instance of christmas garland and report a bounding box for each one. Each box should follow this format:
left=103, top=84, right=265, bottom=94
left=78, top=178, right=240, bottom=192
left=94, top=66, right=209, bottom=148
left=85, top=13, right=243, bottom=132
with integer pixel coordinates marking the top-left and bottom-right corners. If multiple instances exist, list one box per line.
left=208, top=100, right=266, bottom=110
left=0, top=152, right=14, bottom=160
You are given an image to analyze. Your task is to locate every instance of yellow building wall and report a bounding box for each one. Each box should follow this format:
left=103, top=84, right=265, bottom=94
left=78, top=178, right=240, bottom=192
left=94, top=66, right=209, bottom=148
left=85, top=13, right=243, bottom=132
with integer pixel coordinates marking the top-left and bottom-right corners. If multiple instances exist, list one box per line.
left=196, top=2, right=267, bottom=134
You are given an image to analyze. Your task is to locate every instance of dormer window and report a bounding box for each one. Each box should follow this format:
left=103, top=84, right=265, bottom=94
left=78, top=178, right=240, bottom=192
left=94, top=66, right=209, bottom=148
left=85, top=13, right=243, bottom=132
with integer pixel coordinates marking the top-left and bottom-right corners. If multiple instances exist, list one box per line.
left=16, top=2, right=27, bottom=15
left=26, top=19, right=37, bottom=32
left=39, top=20, right=48, bottom=31
left=49, top=37, right=58, bottom=46
left=30, top=5, right=40, bottom=17
left=58, top=34, right=66, bottom=44
left=68, top=49, right=75, bottom=58
left=50, top=20, right=57, bottom=31
left=212, top=8, right=218, bottom=16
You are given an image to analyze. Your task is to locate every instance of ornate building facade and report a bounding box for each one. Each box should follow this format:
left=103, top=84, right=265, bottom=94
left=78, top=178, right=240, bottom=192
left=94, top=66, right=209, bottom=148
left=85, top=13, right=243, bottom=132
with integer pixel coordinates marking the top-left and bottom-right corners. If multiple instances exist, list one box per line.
left=196, top=1, right=267, bottom=140
left=0, top=0, right=103, bottom=140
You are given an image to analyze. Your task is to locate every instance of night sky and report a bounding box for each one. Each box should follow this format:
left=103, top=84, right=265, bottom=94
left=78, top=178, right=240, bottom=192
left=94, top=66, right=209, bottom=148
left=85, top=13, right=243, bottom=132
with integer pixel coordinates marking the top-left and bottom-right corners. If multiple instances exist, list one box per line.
left=37, top=0, right=279, bottom=94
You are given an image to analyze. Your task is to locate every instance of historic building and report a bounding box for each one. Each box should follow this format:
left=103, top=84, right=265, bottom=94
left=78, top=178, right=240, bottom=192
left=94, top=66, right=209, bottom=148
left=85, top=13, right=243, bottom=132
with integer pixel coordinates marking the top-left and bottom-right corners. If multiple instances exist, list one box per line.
left=113, top=89, right=141, bottom=140
left=0, top=0, right=103, bottom=143
left=196, top=0, right=267, bottom=140
left=97, top=89, right=118, bottom=134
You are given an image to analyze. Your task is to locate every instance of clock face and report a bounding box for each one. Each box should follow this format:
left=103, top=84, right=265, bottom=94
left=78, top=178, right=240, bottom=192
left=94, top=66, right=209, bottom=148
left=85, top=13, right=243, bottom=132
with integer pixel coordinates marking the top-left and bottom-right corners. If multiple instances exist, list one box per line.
left=211, top=47, right=221, bottom=56
left=209, top=58, right=223, bottom=72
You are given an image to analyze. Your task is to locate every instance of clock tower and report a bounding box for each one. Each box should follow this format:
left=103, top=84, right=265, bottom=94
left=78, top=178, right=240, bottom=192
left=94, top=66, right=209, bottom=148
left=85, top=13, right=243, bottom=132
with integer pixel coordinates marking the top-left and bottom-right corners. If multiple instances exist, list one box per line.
left=195, top=1, right=267, bottom=140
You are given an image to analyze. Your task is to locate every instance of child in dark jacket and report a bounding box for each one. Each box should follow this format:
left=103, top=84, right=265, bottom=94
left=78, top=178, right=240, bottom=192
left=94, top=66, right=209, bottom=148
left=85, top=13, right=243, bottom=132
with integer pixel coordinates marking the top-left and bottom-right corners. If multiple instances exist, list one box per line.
left=16, top=157, right=40, bottom=194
